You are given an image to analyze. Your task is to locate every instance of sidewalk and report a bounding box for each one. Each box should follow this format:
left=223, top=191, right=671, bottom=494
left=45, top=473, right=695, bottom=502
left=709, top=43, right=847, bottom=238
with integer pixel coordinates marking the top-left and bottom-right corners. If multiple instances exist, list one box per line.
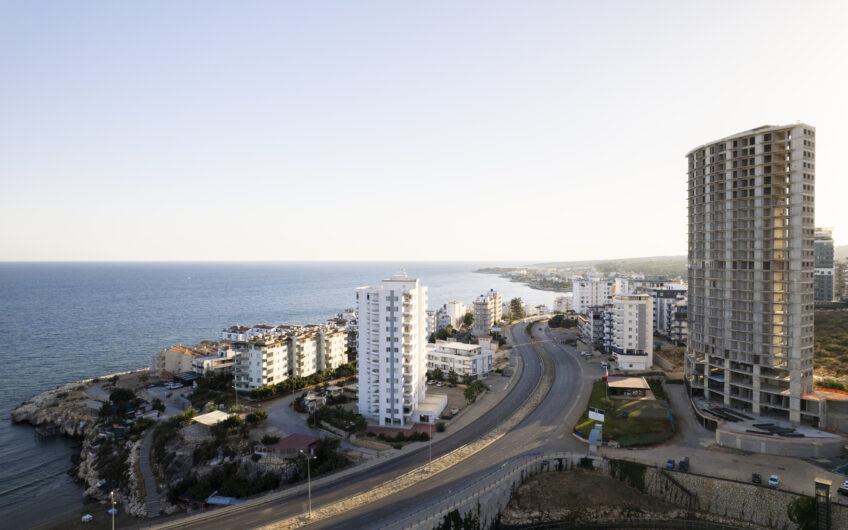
left=139, top=429, right=161, bottom=517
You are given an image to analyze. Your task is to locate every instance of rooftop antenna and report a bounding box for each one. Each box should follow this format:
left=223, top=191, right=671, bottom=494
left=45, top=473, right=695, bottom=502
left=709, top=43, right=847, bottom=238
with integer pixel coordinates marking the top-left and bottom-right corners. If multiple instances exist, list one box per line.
left=395, top=266, right=407, bottom=278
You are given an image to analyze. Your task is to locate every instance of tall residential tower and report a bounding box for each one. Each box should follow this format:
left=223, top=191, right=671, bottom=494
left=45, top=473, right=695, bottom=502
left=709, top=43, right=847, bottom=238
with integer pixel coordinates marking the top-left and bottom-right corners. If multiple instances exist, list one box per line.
left=356, top=273, right=428, bottom=426
left=684, top=124, right=816, bottom=424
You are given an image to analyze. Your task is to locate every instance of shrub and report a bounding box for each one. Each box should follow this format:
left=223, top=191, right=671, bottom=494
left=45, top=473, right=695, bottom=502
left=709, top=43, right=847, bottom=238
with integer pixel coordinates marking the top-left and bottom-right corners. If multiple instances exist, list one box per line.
left=436, top=422, right=446, bottom=432
left=245, top=410, right=268, bottom=424
left=261, top=434, right=280, bottom=445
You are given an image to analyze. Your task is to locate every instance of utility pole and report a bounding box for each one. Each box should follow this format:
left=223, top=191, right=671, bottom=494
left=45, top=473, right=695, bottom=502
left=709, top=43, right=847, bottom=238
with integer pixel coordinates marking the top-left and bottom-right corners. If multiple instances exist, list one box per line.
left=299, top=450, right=313, bottom=519
left=110, top=490, right=115, bottom=530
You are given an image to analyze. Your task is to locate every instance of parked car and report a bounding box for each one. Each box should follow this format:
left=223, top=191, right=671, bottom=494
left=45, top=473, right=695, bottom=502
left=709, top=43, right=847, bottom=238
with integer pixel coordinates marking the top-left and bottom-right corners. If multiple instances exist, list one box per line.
left=600, top=361, right=609, bottom=369
left=768, top=475, right=780, bottom=488
left=838, top=483, right=848, bottom=497
left=665, top=459, right=675, bottom=470
left=678, top=457, right=689, bottom=472
left=752, top=473, right=762, bottom=484
left=580, top=351, right=592, bottom=358
left=426, top=380, right=436, bottom=385
left=81, top=514, right=93, bottom=523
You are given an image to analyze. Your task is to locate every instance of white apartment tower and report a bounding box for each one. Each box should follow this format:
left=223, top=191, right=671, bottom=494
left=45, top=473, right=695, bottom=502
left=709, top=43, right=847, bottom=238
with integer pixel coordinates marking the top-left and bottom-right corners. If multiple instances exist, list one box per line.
left=604, top=294, right=654, bottom=371
left=472, top=289, right=502, bottom=335
left=357, top=273, right=428, bottom=426
left=572, top=278, right=614, bottom=314
left=685, top=124, right=816, bottom=424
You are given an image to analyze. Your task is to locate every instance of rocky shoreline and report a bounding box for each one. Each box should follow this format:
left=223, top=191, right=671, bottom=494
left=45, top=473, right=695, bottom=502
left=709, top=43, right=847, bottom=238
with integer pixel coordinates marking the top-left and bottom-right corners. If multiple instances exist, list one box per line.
left=10, top=368, right=151, bottom=519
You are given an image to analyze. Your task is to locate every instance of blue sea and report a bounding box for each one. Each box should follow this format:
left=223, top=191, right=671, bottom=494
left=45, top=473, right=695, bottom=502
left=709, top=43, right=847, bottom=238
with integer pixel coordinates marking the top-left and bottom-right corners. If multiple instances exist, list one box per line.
left=0, top=262, right=550, bottom=528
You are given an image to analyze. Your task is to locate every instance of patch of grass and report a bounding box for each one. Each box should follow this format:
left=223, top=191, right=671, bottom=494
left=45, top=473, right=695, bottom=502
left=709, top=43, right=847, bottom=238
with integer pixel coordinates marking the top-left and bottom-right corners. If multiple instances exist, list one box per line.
left=574, top=380, right=673, bottom=447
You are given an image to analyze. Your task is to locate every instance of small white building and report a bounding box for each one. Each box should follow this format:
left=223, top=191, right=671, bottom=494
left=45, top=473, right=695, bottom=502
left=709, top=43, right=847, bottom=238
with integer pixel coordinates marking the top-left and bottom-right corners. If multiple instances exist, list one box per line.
left=426, top=339, right=495, bottom=378
left=192, top=347, right=236, bottom=375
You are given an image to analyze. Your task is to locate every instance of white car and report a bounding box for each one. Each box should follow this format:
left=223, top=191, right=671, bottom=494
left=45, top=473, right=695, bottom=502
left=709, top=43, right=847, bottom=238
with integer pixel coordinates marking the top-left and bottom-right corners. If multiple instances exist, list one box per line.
left=768, top=475, right=780, bottom=488
left=600, top=361, right=609, bottom=369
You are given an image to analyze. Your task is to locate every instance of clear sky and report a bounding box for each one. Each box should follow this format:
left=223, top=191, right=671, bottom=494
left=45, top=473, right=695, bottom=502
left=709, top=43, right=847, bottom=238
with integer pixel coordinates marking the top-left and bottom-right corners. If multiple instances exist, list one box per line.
left=1, top=1, right=846, bottom=262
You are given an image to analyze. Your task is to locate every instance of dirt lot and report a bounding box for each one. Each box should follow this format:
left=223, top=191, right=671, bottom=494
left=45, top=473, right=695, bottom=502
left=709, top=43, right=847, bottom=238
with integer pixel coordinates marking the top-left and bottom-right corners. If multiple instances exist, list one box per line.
left=506, top=469, right=676, bottom=518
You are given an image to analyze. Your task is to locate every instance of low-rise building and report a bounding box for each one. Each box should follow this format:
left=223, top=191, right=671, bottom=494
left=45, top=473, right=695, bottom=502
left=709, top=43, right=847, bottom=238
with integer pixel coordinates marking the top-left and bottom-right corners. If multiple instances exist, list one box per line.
left=426, top=338, right=495, bottom=379
left=553, top=293, right=573, bottom=313
left=151, top=344, right=214, bottom=379
left=192, top=346, right=236, bottom=375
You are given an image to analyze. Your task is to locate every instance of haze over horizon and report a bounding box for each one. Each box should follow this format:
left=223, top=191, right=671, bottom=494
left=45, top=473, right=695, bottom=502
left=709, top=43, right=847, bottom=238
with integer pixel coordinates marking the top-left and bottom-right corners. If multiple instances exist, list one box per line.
left=2, top=1, right=847, bottom=262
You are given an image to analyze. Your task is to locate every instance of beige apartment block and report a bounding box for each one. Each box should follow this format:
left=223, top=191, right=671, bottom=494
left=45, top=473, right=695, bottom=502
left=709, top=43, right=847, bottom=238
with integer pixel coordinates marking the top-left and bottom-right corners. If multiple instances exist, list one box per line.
left=685, top=124, right=816, bottom=424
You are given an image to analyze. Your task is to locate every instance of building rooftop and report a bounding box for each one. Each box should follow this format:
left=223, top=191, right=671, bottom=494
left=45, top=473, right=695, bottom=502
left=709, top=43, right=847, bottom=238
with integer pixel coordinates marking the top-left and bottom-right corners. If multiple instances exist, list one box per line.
left=192, top=410, right=231, bottom=426
left=607, top=376, right=650, bottom=390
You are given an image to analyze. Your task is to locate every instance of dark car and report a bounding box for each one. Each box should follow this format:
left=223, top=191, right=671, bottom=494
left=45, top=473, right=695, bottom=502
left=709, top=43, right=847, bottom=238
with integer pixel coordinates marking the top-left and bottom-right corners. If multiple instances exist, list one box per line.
left=678, top=457, right=689, bottom=472
left=752, top=473, right=762, bottom=484
left=665, top=459, right=675, bottom=470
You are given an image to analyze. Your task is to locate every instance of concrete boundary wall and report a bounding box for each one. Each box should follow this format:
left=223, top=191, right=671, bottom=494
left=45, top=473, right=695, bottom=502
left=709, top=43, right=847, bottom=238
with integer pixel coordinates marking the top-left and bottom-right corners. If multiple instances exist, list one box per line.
left=715, top=428, right=846, bottom=458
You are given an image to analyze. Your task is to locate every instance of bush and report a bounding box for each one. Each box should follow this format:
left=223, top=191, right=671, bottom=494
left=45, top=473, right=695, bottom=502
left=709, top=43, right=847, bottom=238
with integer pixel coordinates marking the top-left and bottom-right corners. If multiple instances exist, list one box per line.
left=436, top=422, right=446, bottom=433
left=151, top=398, right=165, bottom=412
left=309, top=405, right=367, bottom=433
left=245, top=410, right=268, bottom=424
left=131, top=417, right=155, bottom=435
left=787, top=497, right=816, bottom=530
left=261, top=434, right=280, bottom=445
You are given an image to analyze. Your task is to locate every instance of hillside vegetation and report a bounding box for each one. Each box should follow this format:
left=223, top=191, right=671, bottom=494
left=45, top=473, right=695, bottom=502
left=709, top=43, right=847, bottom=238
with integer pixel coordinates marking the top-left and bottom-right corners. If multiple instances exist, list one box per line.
left=814, top=311, right=848, bottom=379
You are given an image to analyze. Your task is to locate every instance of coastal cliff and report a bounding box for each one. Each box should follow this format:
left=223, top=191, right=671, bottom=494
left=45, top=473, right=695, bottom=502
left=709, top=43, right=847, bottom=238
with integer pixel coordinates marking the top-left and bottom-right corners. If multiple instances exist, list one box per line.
left=11, top=381, right=101, bottom=437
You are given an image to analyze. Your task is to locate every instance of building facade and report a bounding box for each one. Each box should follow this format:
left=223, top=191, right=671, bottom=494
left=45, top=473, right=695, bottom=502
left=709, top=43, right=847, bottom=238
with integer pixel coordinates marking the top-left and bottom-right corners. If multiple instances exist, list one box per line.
left=356, top=274, right=429, bottom=426
left=572, top=278, right=614, bottom=314
left=231, top=324, right=348, bottom=392
left=648, top=285, right=688, bottom=344
left=684, top=124, right=816, bottom=424
left=426, top=339, right=494, bottom=378
left=553, top=293, right=574, bottom=313
left=472, top=289, right=502, bottom=335
left=603, top=294, right=654, bottom=371
left=814, top=227, right=835, bottom=302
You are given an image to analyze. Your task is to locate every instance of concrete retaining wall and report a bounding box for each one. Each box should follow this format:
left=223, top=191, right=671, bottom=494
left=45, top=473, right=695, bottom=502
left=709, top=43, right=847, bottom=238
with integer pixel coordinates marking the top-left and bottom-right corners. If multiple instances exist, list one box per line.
left=392, top=453, right=848, bottom=529
left=715, top=428, right=846, bottom=458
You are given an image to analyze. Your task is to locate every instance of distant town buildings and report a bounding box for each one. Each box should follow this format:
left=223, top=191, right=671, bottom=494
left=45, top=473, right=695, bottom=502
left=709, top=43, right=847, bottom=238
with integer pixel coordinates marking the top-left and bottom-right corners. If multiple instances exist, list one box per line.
left=553, top=293, right=573, bottom=313
left=426, top=337, right=496, bottom=379
left=472, top=289, right=502, bottom=336
left=814, top=227, right=835, bottom=302
left=684, top=123, right=816, bottom=424
left=614, top=276, right=684, bottom=295
left=357, top=273, right=443, bottom=426
left=572, top=278, right=614, bottom=314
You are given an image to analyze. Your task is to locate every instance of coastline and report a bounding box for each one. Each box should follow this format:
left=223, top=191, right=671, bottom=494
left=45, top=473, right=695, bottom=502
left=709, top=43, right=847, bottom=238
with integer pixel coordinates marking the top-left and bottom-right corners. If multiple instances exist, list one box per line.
left=473, top=269, right=570, bottom=294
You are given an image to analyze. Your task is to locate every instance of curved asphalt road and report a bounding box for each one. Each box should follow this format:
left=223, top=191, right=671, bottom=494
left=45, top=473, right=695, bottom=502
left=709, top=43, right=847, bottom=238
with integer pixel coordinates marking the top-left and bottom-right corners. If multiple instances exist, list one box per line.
left=314, top=321, right=591, bottom=529
left=156, top=321, right=553, bottom=530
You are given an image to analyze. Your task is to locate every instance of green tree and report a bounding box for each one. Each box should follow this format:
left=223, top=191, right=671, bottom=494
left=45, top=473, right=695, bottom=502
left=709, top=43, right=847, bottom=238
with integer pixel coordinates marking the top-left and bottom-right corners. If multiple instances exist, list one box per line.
left=509, top=298, right=526, bottom=319
left=447, top=370, right=458, bottom=386
left=787, top=497, right=815, bottom=530
left=151, top=398, right=165, bottom=412
left=461, top=374, right=474, bottom=386
left=431, top=368, right=444, bottom=382
left=463, top=312, right=474, bottom=327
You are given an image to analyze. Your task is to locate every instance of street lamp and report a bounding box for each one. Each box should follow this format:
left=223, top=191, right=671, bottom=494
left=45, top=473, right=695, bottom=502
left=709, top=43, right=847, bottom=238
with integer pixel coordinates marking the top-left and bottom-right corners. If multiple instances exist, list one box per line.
left=299, top=449, right=314, bottom=519
left=110, top=490, right=115, bottom=530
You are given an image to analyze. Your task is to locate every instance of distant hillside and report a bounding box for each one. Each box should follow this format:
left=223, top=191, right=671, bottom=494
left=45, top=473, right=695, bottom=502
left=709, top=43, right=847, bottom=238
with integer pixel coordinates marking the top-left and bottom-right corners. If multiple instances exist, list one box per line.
left=533, top=255, right=687, bottom=278
left=535, top=245, right=846, bottom=276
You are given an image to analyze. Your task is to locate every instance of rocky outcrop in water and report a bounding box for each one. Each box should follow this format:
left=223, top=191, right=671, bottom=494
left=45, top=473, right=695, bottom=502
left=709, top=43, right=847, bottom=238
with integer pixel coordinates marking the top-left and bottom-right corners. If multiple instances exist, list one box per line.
left=11, top=381, right=101, bottom=437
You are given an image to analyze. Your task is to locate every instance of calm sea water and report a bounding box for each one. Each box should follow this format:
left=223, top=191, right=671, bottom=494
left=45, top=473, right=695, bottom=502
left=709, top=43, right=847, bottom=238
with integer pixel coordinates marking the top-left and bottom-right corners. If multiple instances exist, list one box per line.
left=0, top=262, right=550, bottom=527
